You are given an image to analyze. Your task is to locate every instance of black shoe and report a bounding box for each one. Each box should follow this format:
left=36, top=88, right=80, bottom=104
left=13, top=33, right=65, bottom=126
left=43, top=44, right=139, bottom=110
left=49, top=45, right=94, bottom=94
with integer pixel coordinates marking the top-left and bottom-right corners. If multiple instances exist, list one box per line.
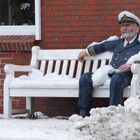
left=79, top=108, right=90, bottom=118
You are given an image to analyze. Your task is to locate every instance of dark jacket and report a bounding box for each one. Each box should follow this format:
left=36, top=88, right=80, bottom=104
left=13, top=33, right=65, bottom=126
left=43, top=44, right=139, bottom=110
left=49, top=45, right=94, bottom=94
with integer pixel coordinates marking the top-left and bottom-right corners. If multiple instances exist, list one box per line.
left=87, top=35, right=140, bottom=69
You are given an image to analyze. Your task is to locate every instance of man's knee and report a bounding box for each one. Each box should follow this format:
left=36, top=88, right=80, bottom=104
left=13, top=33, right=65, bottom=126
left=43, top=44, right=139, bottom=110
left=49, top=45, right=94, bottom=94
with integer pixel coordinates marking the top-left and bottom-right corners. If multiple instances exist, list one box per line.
left=110, top=73, right=123, bottom=86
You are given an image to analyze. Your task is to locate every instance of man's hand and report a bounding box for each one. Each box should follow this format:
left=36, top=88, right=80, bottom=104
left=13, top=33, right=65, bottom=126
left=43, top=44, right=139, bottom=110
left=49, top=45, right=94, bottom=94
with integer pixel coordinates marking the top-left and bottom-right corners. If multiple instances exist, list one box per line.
left=119, top=64, right=132, bottom=72
left=77, top=50, right=88, bottom=62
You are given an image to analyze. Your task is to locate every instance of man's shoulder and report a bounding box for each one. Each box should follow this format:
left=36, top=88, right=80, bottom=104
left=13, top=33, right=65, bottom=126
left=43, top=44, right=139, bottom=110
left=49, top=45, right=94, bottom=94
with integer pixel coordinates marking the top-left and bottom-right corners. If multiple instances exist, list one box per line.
left=104, top=37, right=123, bottom=45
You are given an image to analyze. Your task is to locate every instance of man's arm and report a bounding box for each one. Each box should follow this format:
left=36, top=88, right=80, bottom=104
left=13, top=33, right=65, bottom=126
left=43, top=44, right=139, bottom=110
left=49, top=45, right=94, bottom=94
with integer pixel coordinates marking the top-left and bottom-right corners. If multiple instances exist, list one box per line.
left=87, top=35, right=119, bottom=56
left=77, top=35, right=120, bottom=62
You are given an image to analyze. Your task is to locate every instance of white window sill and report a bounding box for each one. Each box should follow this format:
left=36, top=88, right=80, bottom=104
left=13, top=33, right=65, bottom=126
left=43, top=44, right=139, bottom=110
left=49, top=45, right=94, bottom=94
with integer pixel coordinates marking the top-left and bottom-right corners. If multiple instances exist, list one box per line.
left=0, top=26, right=35, bottom=35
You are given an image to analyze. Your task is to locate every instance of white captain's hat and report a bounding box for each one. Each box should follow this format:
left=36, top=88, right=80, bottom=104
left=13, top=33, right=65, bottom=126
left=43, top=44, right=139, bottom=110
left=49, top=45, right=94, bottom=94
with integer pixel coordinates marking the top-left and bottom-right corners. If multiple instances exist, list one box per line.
left=118, top=11, right=140, bottom=25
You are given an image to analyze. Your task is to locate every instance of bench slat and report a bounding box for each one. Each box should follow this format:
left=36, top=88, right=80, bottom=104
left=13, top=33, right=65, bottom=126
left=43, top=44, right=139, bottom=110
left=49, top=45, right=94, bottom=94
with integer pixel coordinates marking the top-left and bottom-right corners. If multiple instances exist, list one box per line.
left=100, top=59, right=106, bottom=67
left=92, top=60, right=99, bottom=72
left=69, top=60, right=76, bottom=78
left=40, top=60, right=47, bottom=75
left=38, top=49, right=83, bottom=60
left=84, top=60, right=91, bottom=73
left=61, top=60, right=68, bottom=75
left=54, top=60, right=61, bottom=74
left=47, top=60, right=54, bottom=74
left=76, top=61, right=83, bottom=78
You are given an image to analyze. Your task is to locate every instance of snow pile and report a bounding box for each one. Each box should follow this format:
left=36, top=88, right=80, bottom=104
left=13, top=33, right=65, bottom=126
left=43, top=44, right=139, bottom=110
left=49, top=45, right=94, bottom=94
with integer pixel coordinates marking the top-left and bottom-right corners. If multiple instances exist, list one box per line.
left=74, top=96, right=140, bottom=140
left=0, top=96, right=140, bottom=139
left=92, top=65, right=120, bottom=87
left=11, top=69, right=78, bottom=87
left=15, top=69, right=77, bottom=82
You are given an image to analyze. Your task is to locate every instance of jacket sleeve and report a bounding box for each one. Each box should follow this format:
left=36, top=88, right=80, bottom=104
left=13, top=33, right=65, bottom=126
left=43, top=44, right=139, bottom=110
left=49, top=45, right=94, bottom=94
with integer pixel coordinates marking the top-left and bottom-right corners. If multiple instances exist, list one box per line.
left=87, top=40, right=119, bottom=56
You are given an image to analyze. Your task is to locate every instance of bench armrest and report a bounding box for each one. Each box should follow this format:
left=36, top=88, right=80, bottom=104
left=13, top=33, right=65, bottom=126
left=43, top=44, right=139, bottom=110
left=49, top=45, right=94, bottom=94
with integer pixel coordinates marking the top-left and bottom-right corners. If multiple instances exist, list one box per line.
left=131, top=61, right=140, bottom=74
left=4, top=64, right=34, bottom=74
left=130, top=61, right=140, bottom=96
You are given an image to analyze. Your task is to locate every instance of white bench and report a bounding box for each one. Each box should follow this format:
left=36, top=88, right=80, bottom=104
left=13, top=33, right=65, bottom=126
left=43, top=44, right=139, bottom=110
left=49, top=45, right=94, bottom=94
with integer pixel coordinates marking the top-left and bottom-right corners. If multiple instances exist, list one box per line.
left=3, top=46, right=140, bottom=118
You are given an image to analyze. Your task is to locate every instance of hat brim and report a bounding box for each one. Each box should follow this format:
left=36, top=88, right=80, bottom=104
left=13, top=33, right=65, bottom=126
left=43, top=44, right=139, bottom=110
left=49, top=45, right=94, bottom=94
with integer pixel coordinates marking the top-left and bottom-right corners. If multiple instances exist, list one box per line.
left=118, top=18, right=138, bottom=25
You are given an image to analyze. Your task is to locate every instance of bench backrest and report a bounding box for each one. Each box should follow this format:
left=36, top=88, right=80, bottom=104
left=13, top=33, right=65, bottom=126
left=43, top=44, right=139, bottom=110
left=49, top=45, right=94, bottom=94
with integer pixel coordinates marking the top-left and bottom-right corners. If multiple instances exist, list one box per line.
left=31, top=46, right=113, bottom=78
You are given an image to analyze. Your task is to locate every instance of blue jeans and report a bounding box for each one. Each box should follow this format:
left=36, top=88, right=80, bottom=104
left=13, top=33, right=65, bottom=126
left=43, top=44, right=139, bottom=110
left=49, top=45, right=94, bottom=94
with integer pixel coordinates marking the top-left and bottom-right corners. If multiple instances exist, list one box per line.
left=78, top=73, right=93, bottom=112
left=109, top=72, right=132, bottom=105
left=78, top=72, right=132, bottom=111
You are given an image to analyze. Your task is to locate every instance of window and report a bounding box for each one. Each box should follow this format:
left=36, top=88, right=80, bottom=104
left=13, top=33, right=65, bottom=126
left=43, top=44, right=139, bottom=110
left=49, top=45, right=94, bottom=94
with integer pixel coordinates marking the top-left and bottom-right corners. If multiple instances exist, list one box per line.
left=0, top=0, right=41, bottom=40
left=0, top=0, right=35, bottom=25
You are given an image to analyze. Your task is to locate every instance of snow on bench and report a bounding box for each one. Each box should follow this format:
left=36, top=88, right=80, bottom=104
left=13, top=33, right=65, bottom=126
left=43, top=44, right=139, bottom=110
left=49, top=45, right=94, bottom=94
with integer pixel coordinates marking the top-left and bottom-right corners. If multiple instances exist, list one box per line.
left=3, top=46, right=140, bottom=118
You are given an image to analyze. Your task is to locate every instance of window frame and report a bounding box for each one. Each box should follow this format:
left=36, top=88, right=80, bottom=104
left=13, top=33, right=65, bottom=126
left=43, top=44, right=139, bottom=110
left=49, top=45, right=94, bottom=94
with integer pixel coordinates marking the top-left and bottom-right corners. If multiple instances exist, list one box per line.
left=0, top=0, right=41, bottom=40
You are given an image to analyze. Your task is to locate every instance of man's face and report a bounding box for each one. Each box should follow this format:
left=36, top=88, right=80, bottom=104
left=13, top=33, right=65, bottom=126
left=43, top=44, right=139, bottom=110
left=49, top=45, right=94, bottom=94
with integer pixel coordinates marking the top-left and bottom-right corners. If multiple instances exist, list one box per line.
left=120, top=22, right=139, bottom=40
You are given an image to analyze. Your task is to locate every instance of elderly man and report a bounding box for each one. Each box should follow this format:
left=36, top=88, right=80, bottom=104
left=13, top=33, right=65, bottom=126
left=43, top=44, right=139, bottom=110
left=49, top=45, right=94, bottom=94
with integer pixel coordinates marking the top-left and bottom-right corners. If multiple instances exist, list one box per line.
left=78, top=11, right=140, bottom=118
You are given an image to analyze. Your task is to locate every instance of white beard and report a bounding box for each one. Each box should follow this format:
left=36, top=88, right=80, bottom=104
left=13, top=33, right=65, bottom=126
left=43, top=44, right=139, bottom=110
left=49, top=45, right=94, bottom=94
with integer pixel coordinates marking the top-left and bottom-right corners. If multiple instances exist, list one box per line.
left=121, top=32, right=136, bottom=39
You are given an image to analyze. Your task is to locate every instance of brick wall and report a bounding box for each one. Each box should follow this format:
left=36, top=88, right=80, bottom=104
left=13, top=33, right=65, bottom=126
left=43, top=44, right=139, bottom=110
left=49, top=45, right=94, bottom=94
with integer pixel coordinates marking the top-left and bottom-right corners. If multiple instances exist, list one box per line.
left=1, top=0, right=140, bottom=117
left=41, top=0, right=140, bottom=49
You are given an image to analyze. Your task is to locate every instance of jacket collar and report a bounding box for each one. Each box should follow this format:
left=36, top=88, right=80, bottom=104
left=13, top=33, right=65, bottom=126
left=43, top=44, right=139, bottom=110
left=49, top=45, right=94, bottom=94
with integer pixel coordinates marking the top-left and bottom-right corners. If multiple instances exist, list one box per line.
left=118, top=34, right=139, bottom=52
left=124, top=35, right=137, bottom=47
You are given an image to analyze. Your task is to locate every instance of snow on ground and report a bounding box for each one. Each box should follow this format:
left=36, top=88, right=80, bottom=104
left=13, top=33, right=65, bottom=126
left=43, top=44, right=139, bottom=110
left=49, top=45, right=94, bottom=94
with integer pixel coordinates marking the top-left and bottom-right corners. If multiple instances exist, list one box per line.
left=2, top=70, right=140, bottom=139
left=0, top=117, right=82, bottom=140
left=0, top=96, right=140, bottom=140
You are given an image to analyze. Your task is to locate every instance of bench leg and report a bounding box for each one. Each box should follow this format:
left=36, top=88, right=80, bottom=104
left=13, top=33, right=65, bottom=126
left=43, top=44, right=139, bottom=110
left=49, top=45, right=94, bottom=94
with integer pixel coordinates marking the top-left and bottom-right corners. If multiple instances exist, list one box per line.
left=26, top=97, right=36, bottom=118
left=26, top=97, right=32, bottom=113
left=131, top=75, right=139, bottom=97
left=4, top=74, right=13, bottom=118
left=4, top=95, right=12, bottom=119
